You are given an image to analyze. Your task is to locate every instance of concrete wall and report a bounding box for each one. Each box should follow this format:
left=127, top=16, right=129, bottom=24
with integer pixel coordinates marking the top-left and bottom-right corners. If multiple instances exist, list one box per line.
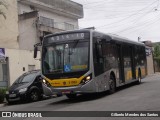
left=18, top=2, right=79, bottom=29
left=6, top=49, right=40, bottom=85
left=18, top=2, right=32, bottom=14
left=18, top=16, right=38, bottom=50
left=146, top=46, right=154, bottom=75
left=0, top=0, right=19, bottom=49
left=18, top=0, right=83, bottom=19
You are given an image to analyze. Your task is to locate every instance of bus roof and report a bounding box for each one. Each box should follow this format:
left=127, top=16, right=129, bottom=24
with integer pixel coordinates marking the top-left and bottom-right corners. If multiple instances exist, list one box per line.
left=91, top=30, right=145, bottom=46
left=44, top=29, right=145, bottom=46
left=107, top=33, right=144, bottom=46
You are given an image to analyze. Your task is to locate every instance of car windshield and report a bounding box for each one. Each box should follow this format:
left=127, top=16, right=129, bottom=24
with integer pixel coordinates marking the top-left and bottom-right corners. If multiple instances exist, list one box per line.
left=42, top=41, right=89, bottom=74
left=14, top=72, right=38, bottom=84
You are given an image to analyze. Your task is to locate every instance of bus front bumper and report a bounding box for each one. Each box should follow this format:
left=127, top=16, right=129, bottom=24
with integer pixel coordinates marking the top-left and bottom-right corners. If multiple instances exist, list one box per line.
left=42, top=80, right=96, bottom=96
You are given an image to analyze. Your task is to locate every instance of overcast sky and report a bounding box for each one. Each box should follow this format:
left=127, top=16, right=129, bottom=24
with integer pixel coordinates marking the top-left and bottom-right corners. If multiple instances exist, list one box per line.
left=72, top=0, right=160, bottom=42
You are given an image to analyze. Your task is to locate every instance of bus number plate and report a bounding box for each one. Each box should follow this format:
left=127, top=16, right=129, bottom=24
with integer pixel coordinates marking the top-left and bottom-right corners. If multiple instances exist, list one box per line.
left=69, top=81, right=77, bottom=85
left=62, top=90, right=71, bottom=94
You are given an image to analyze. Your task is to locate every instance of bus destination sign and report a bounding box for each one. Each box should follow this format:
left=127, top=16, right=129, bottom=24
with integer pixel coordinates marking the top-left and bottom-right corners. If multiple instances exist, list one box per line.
left=46, top=33, right=88, bottom=44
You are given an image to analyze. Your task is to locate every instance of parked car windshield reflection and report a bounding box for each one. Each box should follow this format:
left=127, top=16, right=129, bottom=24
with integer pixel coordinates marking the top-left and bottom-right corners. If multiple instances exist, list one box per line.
left=14, top=72, right=37, bottom=84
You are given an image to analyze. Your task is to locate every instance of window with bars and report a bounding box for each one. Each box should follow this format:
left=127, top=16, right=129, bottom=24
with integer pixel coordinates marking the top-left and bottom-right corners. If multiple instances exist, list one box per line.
left=39, top=16, right=54, bottom=28
left=64, top=23, right=74, bottom=30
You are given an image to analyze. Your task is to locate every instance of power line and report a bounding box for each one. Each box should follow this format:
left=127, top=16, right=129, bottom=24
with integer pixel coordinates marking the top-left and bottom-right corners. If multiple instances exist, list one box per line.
left=82, top=6, right=156, bottom=21
left=115, top=13, right=160, bottom=34
left=96, top=0, right=158, bottom=28
left=106, top=7, right=157, bottom=31
left=84, top=0, right=152, bottom=9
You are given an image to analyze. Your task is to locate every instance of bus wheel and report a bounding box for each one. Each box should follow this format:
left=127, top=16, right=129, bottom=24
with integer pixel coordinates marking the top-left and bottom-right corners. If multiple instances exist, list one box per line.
left=66, top=94, right=77, bottom=99
left=109, top=76, right=116, bottom=94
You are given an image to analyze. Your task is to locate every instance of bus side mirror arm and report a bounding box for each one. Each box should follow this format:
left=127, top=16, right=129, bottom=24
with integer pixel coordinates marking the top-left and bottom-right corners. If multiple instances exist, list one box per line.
left=34, top=43, right=41, bottom=59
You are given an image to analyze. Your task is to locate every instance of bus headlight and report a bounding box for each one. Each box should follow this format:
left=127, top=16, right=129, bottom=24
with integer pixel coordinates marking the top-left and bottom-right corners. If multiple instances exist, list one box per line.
left=80, top=74, right=92, bottom=85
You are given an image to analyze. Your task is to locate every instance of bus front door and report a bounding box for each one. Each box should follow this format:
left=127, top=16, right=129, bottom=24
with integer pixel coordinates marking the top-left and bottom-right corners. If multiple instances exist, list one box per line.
left=117, top=44, right=125, bottom=83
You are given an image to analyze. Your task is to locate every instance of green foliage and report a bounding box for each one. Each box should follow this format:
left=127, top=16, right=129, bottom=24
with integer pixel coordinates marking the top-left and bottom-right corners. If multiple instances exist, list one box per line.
left=153, top=44, right=160, bottom=58
left=0, top=88, right=7, bottom=103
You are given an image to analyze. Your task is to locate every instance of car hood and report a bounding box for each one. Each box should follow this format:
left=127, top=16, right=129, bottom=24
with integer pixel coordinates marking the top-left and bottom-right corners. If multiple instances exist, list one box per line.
left=9, top=82, right=31, bottom=92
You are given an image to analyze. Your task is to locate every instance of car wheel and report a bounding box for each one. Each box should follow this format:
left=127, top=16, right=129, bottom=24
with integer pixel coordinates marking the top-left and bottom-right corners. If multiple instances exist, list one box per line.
left=30, top=90, right=40, bottom=102
left=66, top=94, right=77, bottom=99
left=108, top=75, right=116, bottom=94
left=6, top=100, right=13, bottom=105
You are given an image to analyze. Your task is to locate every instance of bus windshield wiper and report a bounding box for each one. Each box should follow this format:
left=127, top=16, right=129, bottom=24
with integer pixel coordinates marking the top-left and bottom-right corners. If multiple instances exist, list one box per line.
left=69, top=40, right=79, bottom=55
left=50, top=69, right=63, bottom=73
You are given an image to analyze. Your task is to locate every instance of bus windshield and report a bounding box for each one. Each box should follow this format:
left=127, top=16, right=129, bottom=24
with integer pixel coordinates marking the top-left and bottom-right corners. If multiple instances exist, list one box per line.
left=42, top=41, right=89, bottom=74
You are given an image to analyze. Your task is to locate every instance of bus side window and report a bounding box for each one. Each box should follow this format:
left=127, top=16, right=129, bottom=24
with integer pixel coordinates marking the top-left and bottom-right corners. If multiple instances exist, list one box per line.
left=97, top=44, right=103, bottom=58
left=102, top=43, right=118, bottom=71
left=93, top=38, right=104, bottom=76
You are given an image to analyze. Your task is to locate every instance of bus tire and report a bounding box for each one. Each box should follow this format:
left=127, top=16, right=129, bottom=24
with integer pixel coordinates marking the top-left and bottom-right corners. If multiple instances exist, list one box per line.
left=109, top=75, right=116, bottom=94
left=66, top=94, right=77, bottom=99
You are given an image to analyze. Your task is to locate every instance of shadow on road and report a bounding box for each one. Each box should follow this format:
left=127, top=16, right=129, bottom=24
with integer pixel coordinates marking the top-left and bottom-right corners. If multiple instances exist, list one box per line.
left=5, top=95, right=53, bottom=106
left=49, top=81, right=147, bottom=105
left=5, top=81, right=147, bottom=106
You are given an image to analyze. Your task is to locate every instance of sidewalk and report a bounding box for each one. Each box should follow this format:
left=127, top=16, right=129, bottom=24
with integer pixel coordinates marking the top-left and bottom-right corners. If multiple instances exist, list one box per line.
left=0, top=98, right=7, bottom=108
left=146, top=72, right=160, bottom=77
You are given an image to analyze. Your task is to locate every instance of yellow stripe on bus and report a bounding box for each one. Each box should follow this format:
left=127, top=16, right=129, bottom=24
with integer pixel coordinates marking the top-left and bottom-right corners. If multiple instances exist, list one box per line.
left=136, top=69, right=138, bottom=78
left=45, top=76, right=85, bottom=87
left=126, top=70, right=132, bottom=80
left=135, top=68, right=146, bottom=79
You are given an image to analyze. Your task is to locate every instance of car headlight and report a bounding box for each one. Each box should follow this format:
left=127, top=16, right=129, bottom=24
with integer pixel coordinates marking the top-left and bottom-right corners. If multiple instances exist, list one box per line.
left=6, top=91, right=9, bottom=94
left=42, top=79, right=51, bottom=87
left=42, top=79, right=46, bottom=84
left=19, top=88, right=27, bottom=93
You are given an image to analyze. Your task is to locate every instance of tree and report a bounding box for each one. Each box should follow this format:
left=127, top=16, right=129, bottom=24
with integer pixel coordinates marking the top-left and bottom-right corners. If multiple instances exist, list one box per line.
left=0, top=0, right=7, bottom=19
left=153, top=44, right=160, bottom=58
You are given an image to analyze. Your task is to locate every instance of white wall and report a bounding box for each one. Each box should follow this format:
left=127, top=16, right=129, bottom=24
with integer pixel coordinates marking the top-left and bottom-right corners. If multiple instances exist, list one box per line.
left=18, top=2, right=32, bottom=14
left=147, top=55, right=154, bottom=75
left=0, top=0, right=19, bottom=49
left=146, top=46, right=154, bottom=75
left=6, top=49, right=40, bottom=85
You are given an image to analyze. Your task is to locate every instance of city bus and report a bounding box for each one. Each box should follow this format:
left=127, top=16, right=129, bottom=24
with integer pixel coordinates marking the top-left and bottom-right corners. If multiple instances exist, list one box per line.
left=34, top=29, right=147, bottom=99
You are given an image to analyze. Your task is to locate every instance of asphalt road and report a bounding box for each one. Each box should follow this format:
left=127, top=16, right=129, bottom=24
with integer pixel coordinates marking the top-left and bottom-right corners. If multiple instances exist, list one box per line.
left=0, top=73, right=160, bottom=120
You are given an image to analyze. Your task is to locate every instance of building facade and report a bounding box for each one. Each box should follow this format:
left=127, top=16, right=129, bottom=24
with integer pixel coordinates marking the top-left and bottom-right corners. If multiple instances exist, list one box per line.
left=0, top=0, right=83, bottom=87
left=18, top=0, right=83, bottom=50
left=143, top=41, right=154, bottom=75
left=0, top=0, right=19, bottom=87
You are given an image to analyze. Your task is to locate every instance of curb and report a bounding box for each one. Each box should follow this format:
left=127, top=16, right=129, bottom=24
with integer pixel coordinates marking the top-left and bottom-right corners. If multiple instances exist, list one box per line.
left=0, top=103, right=5, bottom=107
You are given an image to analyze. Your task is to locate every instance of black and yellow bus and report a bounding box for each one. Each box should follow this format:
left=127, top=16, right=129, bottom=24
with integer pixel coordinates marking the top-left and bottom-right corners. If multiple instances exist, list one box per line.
left=34, top=29, right=147, bottom=99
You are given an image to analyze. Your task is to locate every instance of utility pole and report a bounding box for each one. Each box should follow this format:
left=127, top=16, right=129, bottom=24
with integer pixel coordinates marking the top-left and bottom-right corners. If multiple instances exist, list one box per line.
left=138, top=37, right=141, bottom=42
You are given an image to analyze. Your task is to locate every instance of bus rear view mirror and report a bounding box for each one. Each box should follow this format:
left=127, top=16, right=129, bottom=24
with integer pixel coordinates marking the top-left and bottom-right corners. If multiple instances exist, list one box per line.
left=33, top=43, right=42, bottom=59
